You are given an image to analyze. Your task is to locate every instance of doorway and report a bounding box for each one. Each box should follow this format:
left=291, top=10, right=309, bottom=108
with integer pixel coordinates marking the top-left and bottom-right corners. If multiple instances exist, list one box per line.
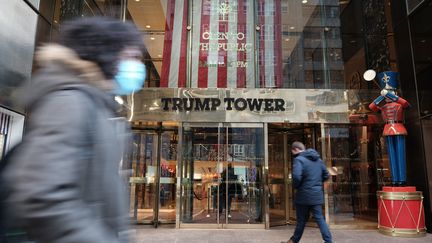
left=179, top=123, right=265, bottom=228
left=268, top=123, right=319, bottom=226
left=128, top=124, right=178, bottom=226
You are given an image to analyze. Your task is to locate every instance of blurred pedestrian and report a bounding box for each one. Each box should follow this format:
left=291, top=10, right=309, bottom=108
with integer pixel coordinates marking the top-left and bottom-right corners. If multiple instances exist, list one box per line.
left=1, top=17, right=145, bottom=243
left=282, top=141, right=332, bottom=243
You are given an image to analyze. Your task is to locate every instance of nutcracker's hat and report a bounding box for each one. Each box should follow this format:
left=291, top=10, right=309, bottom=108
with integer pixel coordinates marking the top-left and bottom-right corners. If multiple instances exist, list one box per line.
left=377, top=71, right=398, bottom=90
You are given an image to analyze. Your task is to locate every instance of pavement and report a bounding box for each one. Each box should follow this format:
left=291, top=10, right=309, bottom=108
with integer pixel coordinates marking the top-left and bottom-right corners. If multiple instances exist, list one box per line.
left=133, top=225, right=432, bottom=243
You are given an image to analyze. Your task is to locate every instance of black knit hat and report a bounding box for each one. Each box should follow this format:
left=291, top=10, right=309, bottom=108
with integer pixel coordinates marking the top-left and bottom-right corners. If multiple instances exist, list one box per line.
left=58, top=17, right=144, bottom=79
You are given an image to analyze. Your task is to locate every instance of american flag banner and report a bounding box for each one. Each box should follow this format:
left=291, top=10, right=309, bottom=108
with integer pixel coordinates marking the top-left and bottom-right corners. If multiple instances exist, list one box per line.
left=160, top=0, right=188, bottom=88
left=160, top=0, right=282, bottom=88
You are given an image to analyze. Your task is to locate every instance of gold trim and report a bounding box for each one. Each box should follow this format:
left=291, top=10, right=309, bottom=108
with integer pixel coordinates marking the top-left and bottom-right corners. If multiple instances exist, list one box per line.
left=179, top=223, right=265, bottom=229
left=224, top=224, right=265, bottom=229
left=377, top=191, right=423, bottom=200
left=378, top=226, right=427, bottom=237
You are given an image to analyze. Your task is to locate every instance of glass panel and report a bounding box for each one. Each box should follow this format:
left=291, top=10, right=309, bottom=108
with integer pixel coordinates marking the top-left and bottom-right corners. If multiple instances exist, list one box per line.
left=322, top=124, right=389, bottom=227
left=128, top=0, right=188, bottom=88
left=272, top=0, right=344, bottom=89
left=128, top=132, right=158, bottom=222
left=224, top=127, right=264, bottom=224
left=268, top=128, right=287, bottom=225
left=158, top=131, right=178, bottom=222
left=0, top=0, right=37, bottom=112
left=180, top=126, right=222, bottom=224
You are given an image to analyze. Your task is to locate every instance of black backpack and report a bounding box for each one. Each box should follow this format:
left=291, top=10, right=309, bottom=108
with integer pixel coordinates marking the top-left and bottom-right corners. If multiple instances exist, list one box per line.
left=0, top=143, right=31, bottom=242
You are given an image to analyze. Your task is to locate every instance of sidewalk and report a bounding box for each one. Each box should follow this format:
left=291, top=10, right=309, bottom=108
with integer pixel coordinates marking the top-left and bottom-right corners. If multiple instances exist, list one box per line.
left=134, top=225, right=431, bottom=243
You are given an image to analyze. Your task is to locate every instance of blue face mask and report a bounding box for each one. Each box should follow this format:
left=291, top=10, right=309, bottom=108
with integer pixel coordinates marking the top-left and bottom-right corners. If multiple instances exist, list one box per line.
left=114, top=60, right=146, bottom=95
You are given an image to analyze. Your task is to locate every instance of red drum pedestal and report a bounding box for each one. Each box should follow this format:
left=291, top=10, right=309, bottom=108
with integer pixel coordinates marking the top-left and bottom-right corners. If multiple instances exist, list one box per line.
left=377, top=186, right=426, bottom=237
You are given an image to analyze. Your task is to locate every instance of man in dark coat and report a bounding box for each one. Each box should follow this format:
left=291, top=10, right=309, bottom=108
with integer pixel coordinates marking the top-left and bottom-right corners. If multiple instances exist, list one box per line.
left=284, top=141, right=332, bottom=243
left=2, top=18, right=145, bottom=242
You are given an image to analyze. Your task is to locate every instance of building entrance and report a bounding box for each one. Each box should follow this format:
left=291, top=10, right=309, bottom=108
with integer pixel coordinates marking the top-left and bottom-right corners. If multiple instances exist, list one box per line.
left=179, top=123, right=265, bottom=228
left=268, top=123, right=319, bottom=226
left=128, top=124, right=178, bottom=226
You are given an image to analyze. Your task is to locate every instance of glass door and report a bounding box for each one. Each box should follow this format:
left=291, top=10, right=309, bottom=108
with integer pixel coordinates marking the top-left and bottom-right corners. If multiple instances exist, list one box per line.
left=128, top=129, right=178, bottom=226
left=268, top=129, right=289, bottom=226
left=179, top=123, right=264, bottom=228
left=268, top=124, right=319, bottom=226
left=224, top=124, right=264, bottom=227
left=180, top=123, right=222, bottom=225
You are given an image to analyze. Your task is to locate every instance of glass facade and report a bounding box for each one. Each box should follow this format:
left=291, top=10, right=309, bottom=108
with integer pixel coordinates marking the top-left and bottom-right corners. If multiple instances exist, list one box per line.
left=126, top=0, right=399, bottom=228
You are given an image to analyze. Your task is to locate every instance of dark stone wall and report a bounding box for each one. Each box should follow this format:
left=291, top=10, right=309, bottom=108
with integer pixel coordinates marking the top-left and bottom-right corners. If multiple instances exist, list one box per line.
left=391, top=0, right=432, bottom=232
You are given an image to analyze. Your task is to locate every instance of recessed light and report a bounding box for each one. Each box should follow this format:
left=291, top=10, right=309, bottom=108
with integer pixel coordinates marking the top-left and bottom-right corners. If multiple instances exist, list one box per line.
left=285, top=38, right=290, bottom=41
left=135, top=0, right=140, bottom=2
left=150, top=37, right=155, bottom=40
left=145, top=25, right=151, bottom=29
left=290, top=26, right=295, bottom=30
left=302, top=0, right=308, bottom=3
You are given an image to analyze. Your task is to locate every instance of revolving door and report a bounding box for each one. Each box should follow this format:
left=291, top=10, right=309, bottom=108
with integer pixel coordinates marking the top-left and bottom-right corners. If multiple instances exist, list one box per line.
left=179, top=123, right=265, bottom=228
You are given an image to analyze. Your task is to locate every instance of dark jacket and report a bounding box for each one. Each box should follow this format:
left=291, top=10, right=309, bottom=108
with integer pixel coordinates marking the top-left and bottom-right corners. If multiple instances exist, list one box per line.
left=292, top=149, right=329, bottom=205
left=3, top=45, right=130, bottom=242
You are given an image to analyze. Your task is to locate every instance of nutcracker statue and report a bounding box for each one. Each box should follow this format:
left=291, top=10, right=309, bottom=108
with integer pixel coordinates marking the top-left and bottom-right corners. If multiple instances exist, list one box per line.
left=364, top=70, right=426, bottom=237
left=367, top=71, right=410, bottom=185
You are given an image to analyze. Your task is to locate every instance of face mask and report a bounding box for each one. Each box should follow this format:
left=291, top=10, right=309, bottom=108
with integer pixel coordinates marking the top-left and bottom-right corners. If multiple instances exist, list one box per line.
left=114, top=60, right=146, bottom=95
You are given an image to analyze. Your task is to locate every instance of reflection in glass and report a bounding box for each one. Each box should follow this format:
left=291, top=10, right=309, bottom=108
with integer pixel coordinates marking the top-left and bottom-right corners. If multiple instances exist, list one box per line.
left=127, top=131, right=177, bottom=223
left=128, top=132, right=158, bottom=222
left=180, top=125, right=264, bottom=225
left=323, top=124, right=390, bottom=226
left=0, top=0, right=37, bottom=112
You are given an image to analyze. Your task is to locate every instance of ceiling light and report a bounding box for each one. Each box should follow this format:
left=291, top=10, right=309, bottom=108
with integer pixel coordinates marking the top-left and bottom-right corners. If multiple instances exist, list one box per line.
left=135, top=0, right=140, bottom=2
left=145, top=25, right=151, bottom=29
left=302, top=0, right=308, bottom=3
left=290, top=26, right=295, bottom=30
left=158, top=54, right=162, bottom=57
left=150, top=37, right=155, bottom=40
left=285, top=38, right=290, bottom=41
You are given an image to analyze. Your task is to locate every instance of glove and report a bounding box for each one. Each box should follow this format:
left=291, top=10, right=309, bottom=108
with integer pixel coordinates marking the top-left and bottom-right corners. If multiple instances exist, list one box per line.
left=380, top=89, right=388, bottom=97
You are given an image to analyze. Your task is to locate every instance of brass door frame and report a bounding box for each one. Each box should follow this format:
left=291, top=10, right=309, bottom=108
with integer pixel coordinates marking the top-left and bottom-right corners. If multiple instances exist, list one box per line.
left=130, top=126, right=178, bottom=227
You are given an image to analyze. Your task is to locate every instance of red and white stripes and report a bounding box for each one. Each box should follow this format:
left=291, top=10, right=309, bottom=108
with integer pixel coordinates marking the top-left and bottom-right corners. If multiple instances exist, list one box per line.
left=160, top=0, right=282, bottom=88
